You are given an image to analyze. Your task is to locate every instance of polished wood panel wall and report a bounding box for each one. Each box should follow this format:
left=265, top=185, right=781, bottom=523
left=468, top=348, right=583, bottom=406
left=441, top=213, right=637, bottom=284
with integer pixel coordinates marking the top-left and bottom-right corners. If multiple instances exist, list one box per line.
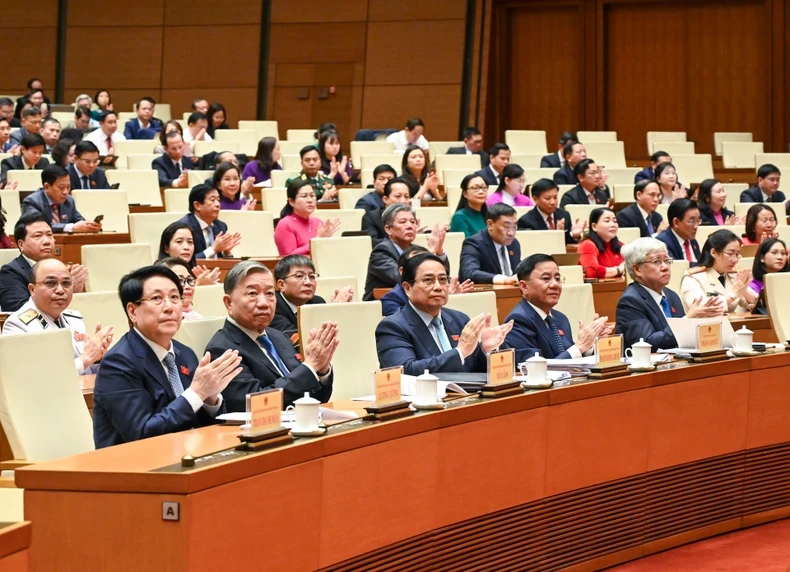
left=479, top=0, right=787, bottom=157
left=0, top=1, right=58, bottom=96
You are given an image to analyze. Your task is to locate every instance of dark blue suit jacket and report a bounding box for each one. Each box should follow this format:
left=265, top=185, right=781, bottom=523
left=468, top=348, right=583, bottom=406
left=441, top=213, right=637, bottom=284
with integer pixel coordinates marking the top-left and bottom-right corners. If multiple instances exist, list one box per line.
left=355, top=191, right=386, bottom=212
left=381, top=283, right=408, bottom=316
left=459, top=229, right=521, bottom=284
left=553, top=164, right=576, bottom=185
left=0, top=155, right=50, bottom=186
left=616, top=203, right=663, bottom=238
left=123, top=118, right=163, bottom=140
left=152, top=154, right=196, bottom=187
left=559, top=184, right=610, bottom=209
left=93, top=329, right=221, bottom=448
left=540, top=152, right=562, bottom=169
left=21, top=189, right=85, bottom=233
left=475, top=166, right=500, bottom=187
left=739, top=186, right=789, bottom=215
left=502, top=299, right=575, bottom=362
left=615, top=282, right=684, bottom=352
left=447, top=146, right=489, bottom=167
left=656, top=228, right=700, bottom=267
left=517, top=206, right=576, bottom=244
left=67, top=163, right=110, bottom=190
left=375, top=303, right=488, bottom=375
left=178, top=213, right=229, bottom=259
left=0, top=255, right=32, bottom=313
left=634, top=167, right=654, bottom=183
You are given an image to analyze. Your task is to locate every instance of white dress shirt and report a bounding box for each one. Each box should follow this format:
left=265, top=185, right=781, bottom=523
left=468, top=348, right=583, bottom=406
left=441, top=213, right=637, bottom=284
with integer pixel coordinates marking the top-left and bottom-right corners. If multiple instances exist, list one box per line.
left=85, top=128, right=126, bottom=156
left=386, top=130, right=430, bottom=154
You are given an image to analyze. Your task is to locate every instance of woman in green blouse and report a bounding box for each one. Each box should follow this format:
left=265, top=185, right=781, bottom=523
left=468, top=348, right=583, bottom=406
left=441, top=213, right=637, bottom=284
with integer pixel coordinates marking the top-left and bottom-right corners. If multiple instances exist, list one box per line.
left=450, top=173, right=488, bottom=237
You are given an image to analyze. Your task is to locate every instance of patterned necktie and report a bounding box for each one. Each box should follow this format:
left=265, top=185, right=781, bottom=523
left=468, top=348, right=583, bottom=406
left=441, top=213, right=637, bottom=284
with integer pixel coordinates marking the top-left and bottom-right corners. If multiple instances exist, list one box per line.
left=684, top=240, right=693, bottom=263
left=51, top=203, right=59, bottom=224
left=163, top=353, right=184, bottom=397
left=545, top=316, right=567, bottom=356
left=205, top=225, right=214, bottom=247
left=547, top=215, right=555, bottom=230
left=107, top=136, right=113, bottom=154
left=81, top=176, right=89, bottom=189
left=258, top=334, right=290, bottom=376
left=660, top=296, right=672, bottom=318
left=430, top=316, right=452, bottom=352
left=646, top=216, right=654, bottom=235
left=498, top=245, right=511, bottom=275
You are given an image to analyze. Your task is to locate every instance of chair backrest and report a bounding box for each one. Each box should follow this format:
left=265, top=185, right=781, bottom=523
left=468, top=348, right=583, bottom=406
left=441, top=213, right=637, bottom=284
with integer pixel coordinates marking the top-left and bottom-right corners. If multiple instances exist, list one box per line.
left=618, top=226, right=640, bottom=245
left=298, top=301, right=382, bottom=401
left=655, top=203, right=669, bottom=221
left=722, top=142, right=764, bottom=169
left=81, top=243, right=153, bottom=292
left=129, top=212, right=187, bottom=256
left=69, top=291, right=130, bottom=346
left=220, top=211, right=277, bottom=257
left=753, top=153, right=790, bottom=171
left=516, top=230, right=567, bottom=256
left=0, top=248, right=19, bottom=267
left=650, top=141, right=695, bottom=155
left=259, top=188, right=287, bottom=212
left=279, top=141, right=308, bottom=156
left=190, top=284, right=227, bottom=318
left=613, top=183, right=634, bottom=203
left=281, top=155, right=302, bottom=171
left=523, top=168, right=557, bottom=184
left=412, top=232, right=465, bottom=276
left=646, top=132, right=686, bottom=155
left=338, top=188, right=370, bottom=210
left=173, top=316, right=225, bottom=357
left=504, top=130, right=547, bottom=155
left=604, top=168, right=640, bottom=186
left=584, top=141, right=626, bottom=169
left=311, top=208, right=365, bottom=233
left=113, top=139, right=159, bottom=157
left=434, top=154, right=482, bottom=184
left=555, top=283, right=595, bottom=340
left=714, top=132, right=753, bottom=156
left=106, top=170, right=163, bottom=206
left=443, top=169, right=474, bottom=188
left=310, top=236, right=373, bottom=294
left=6, top=170, right=43, bottom=191
left=126, top=154, right=161, bottom=170
left=237, top=120, right=279, bottom=140
left=271, top=170, right=300, bottom=188
left=194, top=140, right=238, bottom=157
left=734, top=202, right=788, bottom=224
left=0, top=329, right=94, bottom=460
left=445, top=291, right=499, bottom=326
left=668, top=260, right=689, bottom=294
left=577, top=131, right=617, bottom=142
left=349, top=141, right=395, bottom=166
left=0, top=489, right=23, bottom=522
left=558, top=185, right=575, bottom=201
left=213, top=129, right=258, bottom=155
left=315, top=276, right=359, bottom=302
left=187, top=170, right=215, bottom=188
left=696, top=224, right=744, bottom=246
left=71, top=190, right=130, bottom=233
left=413, top=207, right=450, bottom=229
left=671, top=154, right=714, bottom=184
left=0, top=189, right=21, bottom=227
left=164, top=189, right=191, bottom=212
left=509, top=154, right=542, bottom=168
left=564, top=205, right=599, bottom=226
left=286, top=129, right=316, bottom=142
left=359, top=154, right=400, bottom=170
left=559, top=265, right=584, bottom=284
left=765, top=273, right=790, bottom=342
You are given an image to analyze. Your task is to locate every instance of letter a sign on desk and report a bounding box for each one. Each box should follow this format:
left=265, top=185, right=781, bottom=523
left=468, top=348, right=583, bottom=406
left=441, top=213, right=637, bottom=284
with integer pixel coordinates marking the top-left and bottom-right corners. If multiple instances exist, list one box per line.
left=374, top=366, right=402, bottom=405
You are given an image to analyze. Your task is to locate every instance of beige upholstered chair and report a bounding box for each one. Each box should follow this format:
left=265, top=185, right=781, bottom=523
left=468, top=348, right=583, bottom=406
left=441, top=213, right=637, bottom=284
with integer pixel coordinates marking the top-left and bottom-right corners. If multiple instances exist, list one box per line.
left=349, top=141, right=395, bottom=166
left=714, top=132, right=753, bottom=156
left=6, top=170, right=43, bottom=191
left=0, top=189, right=22, bottom=227
left=584, top=141, right=627, bottom=169
left=194, top=140, right=239, bottom=156
left=69, top=291, right=130, bottom=346
left=221, top=211, right=277, bottom=257
left=286, top=129, right=316, bottom=142
left=577, top=131, right=617, bottom=142
left=722, top=142, right=764, bottom=169
left=164, top=189, right=190, bottom=212
left=650, top=141, right=695, bottom=155
left=237, top=120, right=279, bottom=140
left=271, top=170, right=300, bottom=188
left=81, top=243, right=154, bottom=292
left=106, top=170, right=163, bottom=206
left=428, top=141, right=463, bottom=158
left=412, top=232, right=465, bottom=277
left=603, top=168, right=639, bottom=186
left=646, top=132, right=686, bottom=155
left=504, top=130, right=547, bottom=155
left=517, top=230, right=566, bottom=257
left=311, top=208, right=365, bottom=233
left=214, top=129, right=258, bottom=155
left=314, top=276, right=359, bottom=302
left=311, top=236, right=373, bottom=294
left=173, top=316, right=225, bottom=357
left=445, top=291, right=499, bottom=326
left=765, top=273, right=790, bottom=342
left=126, top=154, right=160, bottom=171
left=71, top=190, right=130, bottom=233
left=338, top=188, right=370, bottom=210
left=554, top=283, right=596, bottom=340
left=413, top=207, right=451, bottom=229
left=191, top=284, right=228, bottom=318
left=129, top=212, right=187, bottom=255
left=187, top=170, right=215, bottom=188
left=434, top=154, right=482, bottom=184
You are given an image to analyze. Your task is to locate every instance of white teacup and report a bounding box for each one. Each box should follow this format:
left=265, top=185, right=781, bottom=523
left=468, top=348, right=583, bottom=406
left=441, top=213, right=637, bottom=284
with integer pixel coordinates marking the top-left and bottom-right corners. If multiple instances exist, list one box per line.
left=524, top=352, right=547, bottom=384
left=286, top=392, right=320, bottom=432
left=409, top=370, right=438, bottom=405
left=730, top=326, right=754, bottom=352
left=626, top=338, right=652, bottom=368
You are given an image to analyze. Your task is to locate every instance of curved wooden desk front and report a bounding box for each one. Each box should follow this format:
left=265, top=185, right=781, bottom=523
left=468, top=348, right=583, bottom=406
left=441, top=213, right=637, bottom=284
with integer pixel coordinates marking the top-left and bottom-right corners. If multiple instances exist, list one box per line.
left=16, top=353, right=790, bottom=572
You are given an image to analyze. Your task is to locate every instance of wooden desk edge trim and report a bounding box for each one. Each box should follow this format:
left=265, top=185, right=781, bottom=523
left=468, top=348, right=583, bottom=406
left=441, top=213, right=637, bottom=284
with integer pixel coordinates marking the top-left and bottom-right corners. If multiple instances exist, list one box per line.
left=0, top=522, right=31, bottom=561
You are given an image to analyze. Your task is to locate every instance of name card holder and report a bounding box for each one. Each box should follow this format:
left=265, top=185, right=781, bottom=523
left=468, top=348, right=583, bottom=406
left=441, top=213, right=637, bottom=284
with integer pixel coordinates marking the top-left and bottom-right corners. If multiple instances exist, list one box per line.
left=365, top=366, right=413, bottom=421
left=481, top=348, right=522, bottom=399
left=688, top=322, right=729, bottom=363
left=588, top=335, right=629, bottom=380
left=237, top=388, right=292, bottom=451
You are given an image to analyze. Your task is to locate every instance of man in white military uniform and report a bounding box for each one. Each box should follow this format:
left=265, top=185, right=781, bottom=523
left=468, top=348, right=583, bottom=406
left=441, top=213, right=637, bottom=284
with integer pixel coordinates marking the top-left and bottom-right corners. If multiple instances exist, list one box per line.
left=2, top=259, right=114, bottom=375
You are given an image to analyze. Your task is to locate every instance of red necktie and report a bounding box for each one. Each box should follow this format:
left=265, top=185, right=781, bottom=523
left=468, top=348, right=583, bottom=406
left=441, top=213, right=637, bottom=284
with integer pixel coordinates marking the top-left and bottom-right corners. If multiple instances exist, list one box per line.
left=107, top=136, right=113, bottom=155
left=547, top=216, right=554, bottom=230
left=684, top=240, right=693, bottom=262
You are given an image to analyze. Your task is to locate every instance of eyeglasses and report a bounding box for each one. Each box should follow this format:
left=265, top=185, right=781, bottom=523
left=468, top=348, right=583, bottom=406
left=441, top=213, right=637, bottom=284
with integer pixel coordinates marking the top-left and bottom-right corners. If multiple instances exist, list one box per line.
left=467, top=185, right=488, bottom=192
left=682, top=218, right=701, bottom=226
left=295, top=193, right=317, bottom=200
left=533, top=275, right=565, bottom=284
left=36, top=279, right=73, bottom=289
left=284, top=272, right=319, bottom=282
left=178, top=276, right=196, bottom=287
left=79, top=159, right=100, bottom=165
left=640, top=257, right=674, bottom=267
left=415, top=275, right=450, bottom=287
left=720, top=250, right=742, bottom=259
left=135, top=294, right=184, bottom=306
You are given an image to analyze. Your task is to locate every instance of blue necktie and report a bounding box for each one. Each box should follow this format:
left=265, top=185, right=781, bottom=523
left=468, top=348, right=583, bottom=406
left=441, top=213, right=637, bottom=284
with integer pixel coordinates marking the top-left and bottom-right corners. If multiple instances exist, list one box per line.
left=258, top=333, right=290, bottom=376
left=430, top=316, right=452, bottom=352
left=646, top=216, right=654, bottom=235
left=163, top=353, right=184, bottom=397
left=660, top=296, right=672, bottom=318
left=545, top=316, right=567, bottom=357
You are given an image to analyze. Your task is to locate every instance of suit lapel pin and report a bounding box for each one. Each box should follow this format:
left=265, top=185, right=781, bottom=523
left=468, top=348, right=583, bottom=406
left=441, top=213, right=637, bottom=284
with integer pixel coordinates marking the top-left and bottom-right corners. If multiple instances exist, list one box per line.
left=558, top=329, right=565, bottom=336
left=180, top=365, right=190, bottom=375
left=509, top=250, right=514, bottom=256
left=451, top=334, right=460, bottom=341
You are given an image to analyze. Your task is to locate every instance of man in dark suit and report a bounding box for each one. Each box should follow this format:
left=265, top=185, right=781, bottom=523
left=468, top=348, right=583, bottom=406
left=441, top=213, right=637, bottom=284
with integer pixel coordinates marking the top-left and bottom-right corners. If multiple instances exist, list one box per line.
left=93, top=265, right=242, bottom=448
left=616, top=238, right=719, bottom=351
left=177, top=184, right=239, bottom=259
left=459, top=204, right=521, bottom=284
left=447, top=126, right=489, bottom=168
left=474, top=143, right=510, bottom=186
left=355, top=164, right=396, bottom=212
left=0, top=98, right=20, bottom=128
left=503, top=254, right=612, bottom=362
left=553, top=141, right=587, bottom=185
left=205, top=261, right=337, bottom=411
left=559, top=159, right=610, bottom=208
left=363, top=203, right=448, bottom=300
left=540, top=131, right=577, bottom=169
left=656, top=198, right=701, bottom=266
left=67, top=140, right=111, bottom=190
left=0, top=133, right=49, bottom=186
left=518, top=178, right=585, bottom=244
left=616, top=180, right=665, bottom=237
left=123, top=97, right=163, bottom=140
left=375, top=253, right=513, bottom=376
left=153, top=131, right=195, bottom=188
left=740, top=164, right=790, bottom=215
left=634, top=151, right=672, bottom=183
left=21, top=165, right=102, bottom=234
left=8, top=106, right=42, bottom=147
left=362, top=176, right=412, bottom=244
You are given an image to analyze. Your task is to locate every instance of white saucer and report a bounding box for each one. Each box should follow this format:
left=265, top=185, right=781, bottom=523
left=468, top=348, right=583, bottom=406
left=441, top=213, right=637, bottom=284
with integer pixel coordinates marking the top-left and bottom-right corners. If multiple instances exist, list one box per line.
left=628, top=364, right=656, bottom=373
left=521, top=381, right=553, bottom=389
left=290, top=426, right=327, bottom=437
left=412, top=401, right=446, bottom=411
left=730, top=348, right=760, bottom=357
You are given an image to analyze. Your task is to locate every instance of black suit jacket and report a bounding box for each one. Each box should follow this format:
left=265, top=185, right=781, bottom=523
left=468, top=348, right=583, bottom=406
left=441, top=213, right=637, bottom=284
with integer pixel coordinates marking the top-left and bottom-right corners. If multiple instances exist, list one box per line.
left=205, top=319, right=333, bottom=411
left=474, top=166, right=500, bottom=187
left=517, top=207, right=575, bottom=244
left=740, top=186, right=789, bottom=215
left=0, top=155, right=50, bottom=186
left=560, top=185, right=609, bottom=209
left=616, top=203, right=663, bottom=238
left=152, top=154, right=196, bottom=187
left=553, top=164, right=576, bottom=185
left=364, top=239, right=404, bottom=301
left=540, top=152, right=562, bottom=169
left=447, top=146, right=489, bottom=167
left=459, top=229, right=521, bottom=284
left=361, top=207, right=387, bottom=244
left=615, top=282, right=685, bottom=352
left=0, top=254, right=32, bottom=312
left=269, top=291, right=326, bottom=335
left=67, top=163, right=110, bottom=190
left=502, top=299, right=577, bottom=362
left=699, top=206, right=735, bottom=226
left=656, top=228, right=700, bottom=267
left=355, top=191, right=386, bottom=212
left=178, top=213, right=229, bottom=259
left=22, top=189, right=85, bottom=232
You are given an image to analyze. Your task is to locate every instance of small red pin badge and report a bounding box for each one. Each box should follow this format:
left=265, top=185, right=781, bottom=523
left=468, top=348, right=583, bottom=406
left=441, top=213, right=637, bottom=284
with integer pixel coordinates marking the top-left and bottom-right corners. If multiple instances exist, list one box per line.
left=671, top=307, right=677, bottom=314
left=558, top=329, right=565, bottom=336
left=180, top=365, right=189, bottom=375
left=509, top=250, right=514, bottom=256
left=91, top=180, right=97, bottom=187
left=294, top=353, right=302, bottom=361
left=73, top=332, right=86, bottom=342
left=451, top=335, right=460, bottom=341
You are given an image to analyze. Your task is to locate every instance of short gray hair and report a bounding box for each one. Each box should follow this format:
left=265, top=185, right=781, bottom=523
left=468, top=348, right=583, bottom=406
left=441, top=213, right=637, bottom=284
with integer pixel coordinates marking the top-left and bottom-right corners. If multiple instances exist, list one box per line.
left=621, top=237, right=668, bottom=279
left=382, top=203, right=415, bottom=228
left=223, top=260, right=270, bottom=295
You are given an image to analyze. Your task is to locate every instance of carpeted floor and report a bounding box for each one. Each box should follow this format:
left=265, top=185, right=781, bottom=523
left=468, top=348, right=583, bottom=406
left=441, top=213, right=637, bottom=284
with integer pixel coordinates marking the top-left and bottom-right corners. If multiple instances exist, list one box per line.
left=608, top=519, right=790, bottom=571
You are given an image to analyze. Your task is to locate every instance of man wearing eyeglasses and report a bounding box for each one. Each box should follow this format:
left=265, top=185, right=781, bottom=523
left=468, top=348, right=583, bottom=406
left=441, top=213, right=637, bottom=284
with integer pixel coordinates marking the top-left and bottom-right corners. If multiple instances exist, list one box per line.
left=3, top=258, right=114, bottom=375
left=21, top=165, right=102, bottom=233
left=502, top=254, right=613, bottom=362
left=656, top=198, right=702, bottom=267
left=616, top=237, right=720, bottom=351
left=93, top=265, right=242, bottom=448
left=66, top=140, right=110, bottom=190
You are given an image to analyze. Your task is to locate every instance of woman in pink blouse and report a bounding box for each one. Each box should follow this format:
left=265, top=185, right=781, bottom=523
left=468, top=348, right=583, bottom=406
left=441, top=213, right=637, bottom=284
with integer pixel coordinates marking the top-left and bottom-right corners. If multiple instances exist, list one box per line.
left=274, top=179, right=340, bottom=255
left=486, top=164, right=535, bottom=207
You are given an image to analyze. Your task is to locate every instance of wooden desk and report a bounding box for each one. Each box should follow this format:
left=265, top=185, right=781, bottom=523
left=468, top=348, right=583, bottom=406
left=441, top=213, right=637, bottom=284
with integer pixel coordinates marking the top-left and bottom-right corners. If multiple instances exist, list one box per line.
left=53, top=233, right=131, bottom=265
left=128, top=205, right=164, bottom=214
left=0, top=522, right=30, bottom=572
left=16, top=353, right=790, bottom=571
left=730, top=315, right=777, bottom=343
left=201, top=257, right=283, bottom=281
left=713, top=168, right=755, bottom=184
left=591, top=279, right=627, bottom=320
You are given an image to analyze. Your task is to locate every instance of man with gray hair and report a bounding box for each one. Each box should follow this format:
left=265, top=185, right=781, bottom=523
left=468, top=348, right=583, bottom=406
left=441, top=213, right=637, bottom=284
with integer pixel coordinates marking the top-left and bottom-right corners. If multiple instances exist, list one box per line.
left=616, top=237, right=719, bottom=351
left=205, top=260, right=338, bottom=411
left=363, top=203, right=448, bottom=300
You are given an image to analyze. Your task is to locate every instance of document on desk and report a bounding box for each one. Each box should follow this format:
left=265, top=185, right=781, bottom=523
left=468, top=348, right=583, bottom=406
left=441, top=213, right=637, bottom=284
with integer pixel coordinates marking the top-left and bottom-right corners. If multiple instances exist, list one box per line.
left=217, top=408, right=358, bottom=425
left=351, top=376, right=469, bottom=402
left=666, top=317, right=735, bottom=350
